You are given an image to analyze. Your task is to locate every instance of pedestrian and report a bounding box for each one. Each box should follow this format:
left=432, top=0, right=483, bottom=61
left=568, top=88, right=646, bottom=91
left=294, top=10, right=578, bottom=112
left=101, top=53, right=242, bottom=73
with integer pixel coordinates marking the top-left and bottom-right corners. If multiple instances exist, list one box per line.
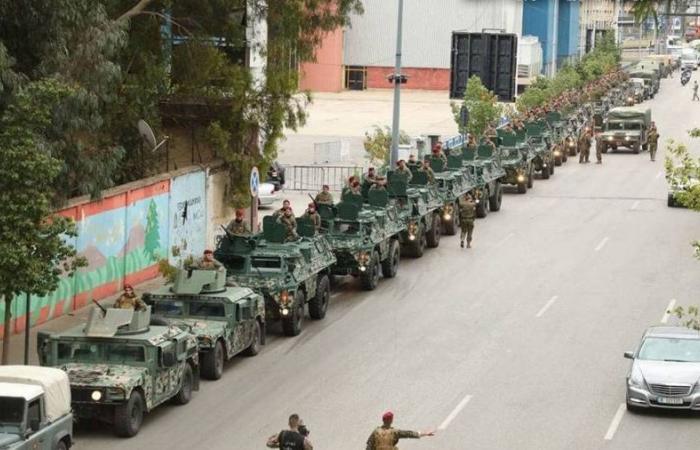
left=266, top=414, right=313, bottom=450
left=315, top=185, right=334, bottom=205
left=457, top=193, right=476, bottom=249
left=648, top=121, right=660, bottom=162
left=365, top=411, right=434, bottom=450
left=693, top=80, right=699, bottom=101
left=113, top=284, right=146, bottom=311
left=226, top=209, right=250, bottom=235
left=301, top=202, right=321, bottom=232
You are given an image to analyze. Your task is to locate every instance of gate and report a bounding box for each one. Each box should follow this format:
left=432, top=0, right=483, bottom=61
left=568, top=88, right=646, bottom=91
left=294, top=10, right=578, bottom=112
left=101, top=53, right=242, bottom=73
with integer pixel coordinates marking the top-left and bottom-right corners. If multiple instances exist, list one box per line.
left=285, top=165, right=364, bottom=192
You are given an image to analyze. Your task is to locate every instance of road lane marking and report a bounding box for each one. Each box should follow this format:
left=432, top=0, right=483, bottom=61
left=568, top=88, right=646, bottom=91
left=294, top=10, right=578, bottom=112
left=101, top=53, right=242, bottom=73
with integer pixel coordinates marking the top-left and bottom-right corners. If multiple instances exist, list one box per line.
left=630, top=200, right=640, bottom=210
left=594, top=237, right=609, bottom=252
left=438, top=394, right=472, bottom=431
left=656, top=171, right=664, bottom=179
left=535, top=296, right=559, bottom=318
left=661, top=299, right=677, bottom=324
left=495, top=233, right=515, bottom=247
left=604, top=403, right=626, bottom=441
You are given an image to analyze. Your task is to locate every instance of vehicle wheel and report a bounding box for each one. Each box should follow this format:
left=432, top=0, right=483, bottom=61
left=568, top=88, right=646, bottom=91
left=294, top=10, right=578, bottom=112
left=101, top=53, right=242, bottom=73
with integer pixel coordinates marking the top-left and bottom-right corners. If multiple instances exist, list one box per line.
left=381, top=240, right=400, bottom=278
left=554, top=155, right=562, bottom=166
left=601, top=144, right=608, bottom=154
left=282, top=291, right=304, bottom=336
left=243, top=320, right=262, bottom=356
left=114, top=391, right=145, bottom=437
left=173, top=363, right=193, bottom=405
left=527, top=167, right=534, bottom=188
left=56, top=439, right=68, bottom=450
left=201, top=340, right=224, bottom=380
left=405, top=231, right=426, bottom=258
left=489, top=182, right=502, bottom=212
left=632, top=143, right=640, bottom=154
left=475, top=190, right=489, bottom=218
left=309, top=275, right=330, bottom=319
left=549, top=162, right=555, bottom=175
left=667, top=193, right=677, bottom=207
left=360, top=252, right=380, bottom=290
left=442, top=203, right=457, bottom=235
left=562, top=152, right=568, bottom=163
left=426, top=214, right=441, bottom=248
left=517, top=181, right=527, bottom=194
left=541, top=164, right=550, bottom=179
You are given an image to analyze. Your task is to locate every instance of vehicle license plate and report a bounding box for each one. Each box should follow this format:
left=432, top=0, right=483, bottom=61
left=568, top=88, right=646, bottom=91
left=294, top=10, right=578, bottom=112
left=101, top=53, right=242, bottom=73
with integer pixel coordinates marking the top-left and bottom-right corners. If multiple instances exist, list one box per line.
left=657, top=397, right=683, bottom=405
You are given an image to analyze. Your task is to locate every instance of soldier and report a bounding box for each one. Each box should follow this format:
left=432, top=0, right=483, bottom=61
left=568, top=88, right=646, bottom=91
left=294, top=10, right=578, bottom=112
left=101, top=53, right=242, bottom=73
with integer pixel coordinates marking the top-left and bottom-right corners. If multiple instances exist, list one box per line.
left=648, top=121, right=660, bottom=162
left=393, top=160, right=413, bottom=184
left=274, top=199, right=292, bottom=217
left=266, top=414, right=313, bottom=450
left=578, top=130, right=591, bottom=164
left=342, top=181, right=363, bottom=202
left=277, top=207, right=299, bottom=242
left=364, top=167, right=377, bottom=184
left=466, top=133, right=478, bottom=150
left=113, top=284, right=146, bottom=311
left=594, top=134, right=603, bottom=165
left=419, top=160, right=436, bottom=183
left=369, top=176, right=387, bottom=192
left=226, top=209, right=250, bottom=235
left=342, top=176, right=358, bottom=198
left=365, top=411, right=434, bottom=450
left=407, top=154, right=419, bottom=169
left=191, top=249, right=223, bottom=270
left=457, top=193, right=476, bottom=249
left=315, top=184, right=334, bottom=205
left=484, top=124, right=498, bottom=144
left=301, top=202, right=321, bottom=231
left=502, top=123, right=516, bottom=135
left=427, top=143, right=447, bottom=171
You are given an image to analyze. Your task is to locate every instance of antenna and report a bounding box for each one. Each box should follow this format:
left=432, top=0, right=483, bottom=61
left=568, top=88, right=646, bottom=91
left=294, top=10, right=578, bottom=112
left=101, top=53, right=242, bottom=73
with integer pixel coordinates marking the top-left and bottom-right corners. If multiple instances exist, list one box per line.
left=138, top=119, right=168, bottom=152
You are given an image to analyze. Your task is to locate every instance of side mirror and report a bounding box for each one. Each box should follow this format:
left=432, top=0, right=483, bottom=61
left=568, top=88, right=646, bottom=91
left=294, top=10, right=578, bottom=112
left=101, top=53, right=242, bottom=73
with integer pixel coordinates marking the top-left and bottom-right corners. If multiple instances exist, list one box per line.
left=162, top=351, right=177, bottom=368
left=624, top=351, right=634, bottom=359
left=29, top=418, right=41, bottom=432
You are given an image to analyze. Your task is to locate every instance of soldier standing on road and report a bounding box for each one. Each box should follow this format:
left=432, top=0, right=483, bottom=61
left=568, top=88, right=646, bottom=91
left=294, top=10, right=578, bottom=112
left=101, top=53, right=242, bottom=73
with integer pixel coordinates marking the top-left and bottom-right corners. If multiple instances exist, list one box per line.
left=594, top=134, right=603, bottom=165
left=648, top=122, right=660, bottom=162
left=226, top=209, right=250, bottom=235
left=267, top=414, right=313, bottom=450
left=315, top=184, right=334, bottom=205
left=301, top=203, right=321, bottom=232
left=457, top=193, right=477, bottom=249
left=114, top=284, right=146, bottom=311
left=277, top=207, right=299, bottom=242
left=694, top=81, right=699, bottom=101
left=365, top=411, right=434, bottom=450
left=578, top=130, right=591, bottom=164
left=393, top=160, right=413, bottom=184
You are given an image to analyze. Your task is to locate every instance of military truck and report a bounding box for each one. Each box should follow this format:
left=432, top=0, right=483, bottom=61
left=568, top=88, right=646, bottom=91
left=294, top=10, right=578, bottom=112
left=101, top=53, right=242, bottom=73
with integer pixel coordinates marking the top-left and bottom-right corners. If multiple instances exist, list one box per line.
left=386, top=171, right=443, bottom=257
left=321, top=190, right=404, bottom=290
left=630, top=78, right=649, bottom=102
left=628, top=70, right=659, bottom=96
left=525, top=122, right=555, bottom=180
left=37, top=306, right=200, bottom=437
left=0, top=366, right=73, bottom=450
left=215, top=220, right=336, bottom=336
left=598, top=107, right=651, bottom=154
left=143, top=268, right=265, bottom=380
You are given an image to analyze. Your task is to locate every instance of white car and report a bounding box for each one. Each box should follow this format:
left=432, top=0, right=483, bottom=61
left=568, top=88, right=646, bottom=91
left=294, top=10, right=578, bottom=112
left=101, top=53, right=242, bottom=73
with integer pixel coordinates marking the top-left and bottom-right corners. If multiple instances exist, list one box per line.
left=258, top=182, right=277, bottom=207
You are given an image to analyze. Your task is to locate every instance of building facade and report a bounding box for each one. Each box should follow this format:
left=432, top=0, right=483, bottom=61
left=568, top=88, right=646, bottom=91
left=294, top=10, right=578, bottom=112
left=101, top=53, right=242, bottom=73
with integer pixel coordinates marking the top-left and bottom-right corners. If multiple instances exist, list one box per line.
left=522, top=0, right=581, bottom=76
left=579, top=0, right=619, bottom=54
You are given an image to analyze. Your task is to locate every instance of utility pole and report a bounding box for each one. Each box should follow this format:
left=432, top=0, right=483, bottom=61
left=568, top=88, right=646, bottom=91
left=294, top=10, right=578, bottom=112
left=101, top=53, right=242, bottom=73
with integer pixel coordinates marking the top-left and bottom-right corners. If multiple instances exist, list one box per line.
left=389, top=0, right=404, bottom=169
left=551, top=0, right=559, bottom=77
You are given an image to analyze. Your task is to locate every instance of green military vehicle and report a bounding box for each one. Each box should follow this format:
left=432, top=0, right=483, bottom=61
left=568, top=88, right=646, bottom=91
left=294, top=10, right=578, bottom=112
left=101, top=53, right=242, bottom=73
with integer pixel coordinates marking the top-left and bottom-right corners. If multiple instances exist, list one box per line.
left=628, top=70, right=659, bottom=97
left=320, top=190, right=404, bottom=290
left=450, top=140, right=505, bottom=215
left=0, top=366, right=73, bottom=450
left=598, top=107, right=651, bottom=154
left=545, top=112, right=569, bottom=166
left=525, top=122, right=555, bottom=180
left=143, top=268, right=265, bottom=380
left=387, top=171, right=443, bottom=257
left=37, top=306, right=200, bottom=437
left=489, top=131, right=532, bottom=194
left=215, top=220, right=336, bottom=336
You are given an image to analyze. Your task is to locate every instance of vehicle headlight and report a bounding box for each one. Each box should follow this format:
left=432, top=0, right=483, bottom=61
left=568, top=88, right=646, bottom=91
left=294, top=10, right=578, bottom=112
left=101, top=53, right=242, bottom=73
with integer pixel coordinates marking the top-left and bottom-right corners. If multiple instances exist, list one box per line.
left=628, top=366, right=645, bottom=389
left=554, top=150, right=561, bottom=156
left=607, top=136, right=614, bottom=141
left=625, top=136, right=631, bottom=141
left=408, top=222, right=418, bottom=240
left=91, top=390, right=103, bottom=401
left=281, top=307, right=289, bottom=316
left=517, top=174, right=525, bottom=182
left=627, top=97, right=633, bottom=102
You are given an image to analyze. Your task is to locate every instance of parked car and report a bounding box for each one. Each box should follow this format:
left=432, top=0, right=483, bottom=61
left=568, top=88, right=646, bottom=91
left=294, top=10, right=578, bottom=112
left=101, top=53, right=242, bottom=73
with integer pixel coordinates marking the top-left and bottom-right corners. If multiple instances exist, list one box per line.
left=258, top=182, right=277, bottom=207
left=625, top=326, right=700, bottom=411
left=266, top=161, right=286, bottom=191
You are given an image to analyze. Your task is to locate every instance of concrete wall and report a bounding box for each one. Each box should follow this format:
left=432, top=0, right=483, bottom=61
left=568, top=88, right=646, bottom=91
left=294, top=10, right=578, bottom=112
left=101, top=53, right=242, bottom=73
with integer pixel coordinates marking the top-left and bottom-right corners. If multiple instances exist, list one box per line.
left=299, top=28, right=344, bottom=92
left=366, top=66, right=451, bottom=90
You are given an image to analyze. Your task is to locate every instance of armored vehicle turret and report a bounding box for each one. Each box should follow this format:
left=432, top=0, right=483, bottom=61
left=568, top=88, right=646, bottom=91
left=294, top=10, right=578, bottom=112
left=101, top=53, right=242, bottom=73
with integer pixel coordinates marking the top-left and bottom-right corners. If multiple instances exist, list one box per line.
left=215, top=220, right=336, bottom=336
left=37, top=306, right=200, bottom=437
left=144, top=268, right=265, bottom=380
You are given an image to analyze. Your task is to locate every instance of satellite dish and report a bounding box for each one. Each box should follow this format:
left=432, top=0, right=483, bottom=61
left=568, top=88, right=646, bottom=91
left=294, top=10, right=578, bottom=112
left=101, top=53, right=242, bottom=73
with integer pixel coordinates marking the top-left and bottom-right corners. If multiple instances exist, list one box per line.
left=138, top=119, right=168, bottom=152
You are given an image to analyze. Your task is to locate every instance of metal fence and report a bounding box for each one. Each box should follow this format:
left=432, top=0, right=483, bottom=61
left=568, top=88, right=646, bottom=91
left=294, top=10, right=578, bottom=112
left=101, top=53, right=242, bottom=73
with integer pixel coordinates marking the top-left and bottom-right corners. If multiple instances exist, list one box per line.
left=285, top=165, right=364, bottom=192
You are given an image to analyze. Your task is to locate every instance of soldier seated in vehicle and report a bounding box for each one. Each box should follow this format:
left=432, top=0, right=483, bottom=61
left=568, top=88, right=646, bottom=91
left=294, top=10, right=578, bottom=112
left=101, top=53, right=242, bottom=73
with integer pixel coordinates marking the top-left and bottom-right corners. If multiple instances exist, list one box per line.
left=301, top=202, right=322, bottom=231
left=393, top=159, right=413, bottom=184
left=369, top=176, right=387, bottom=192
left=226, top=209, right=250, bottom=235
left=114, top=284, right=147, bottom=311
left=277, top=207, right=300, bottom=242
left=407, top=153, right=419, bottom=169
left=273, top=199, right=292, bottom=218
left=189, top=249, right=224, bottom=270
left=315, top=184, right=334, bottom=205
left=426, top=143, right=447, bottom=171
left=501, top=123, right=516, bottom=135
left=418, top=161, right=435, bottom=183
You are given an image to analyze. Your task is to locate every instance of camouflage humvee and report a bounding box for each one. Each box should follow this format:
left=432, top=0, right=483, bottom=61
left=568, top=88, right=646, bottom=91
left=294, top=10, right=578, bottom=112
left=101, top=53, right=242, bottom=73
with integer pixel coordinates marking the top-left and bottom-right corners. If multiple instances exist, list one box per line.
left=37, top=306, right=199, bottom=437
left=321, top=189, right=404, bottom=290
left=215, top=220, right=336, bottom=336
left=143, top=267, right=265, bottom=380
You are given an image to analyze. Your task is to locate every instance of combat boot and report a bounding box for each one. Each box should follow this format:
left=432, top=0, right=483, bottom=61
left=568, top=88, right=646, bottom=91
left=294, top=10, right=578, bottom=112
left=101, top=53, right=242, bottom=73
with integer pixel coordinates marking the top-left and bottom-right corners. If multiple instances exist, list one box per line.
left=467, top=241, right=472, bottom=249
left=460, top=240, right=464, bottom=248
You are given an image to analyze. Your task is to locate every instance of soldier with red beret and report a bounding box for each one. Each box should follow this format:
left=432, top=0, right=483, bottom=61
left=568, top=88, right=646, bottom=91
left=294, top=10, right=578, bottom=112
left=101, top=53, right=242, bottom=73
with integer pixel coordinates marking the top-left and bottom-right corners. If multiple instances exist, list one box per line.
left=365, top=411, right=434, bottom=450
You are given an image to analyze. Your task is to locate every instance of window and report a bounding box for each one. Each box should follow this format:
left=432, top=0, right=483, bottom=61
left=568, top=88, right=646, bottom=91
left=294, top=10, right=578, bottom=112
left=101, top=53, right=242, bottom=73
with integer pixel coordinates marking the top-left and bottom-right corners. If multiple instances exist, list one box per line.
left=0, top=397, right=24, bottom=424
left=251, top=257, right=282, bottom=270
left=27, top=399, right=41, bottom=427
left=344, top=66, right=367, bottom=90
left=152, top=300, right=185, bottom=316
left=189, top=302, right=226, bottom=317
left=105, top=345, right=146, bottom=363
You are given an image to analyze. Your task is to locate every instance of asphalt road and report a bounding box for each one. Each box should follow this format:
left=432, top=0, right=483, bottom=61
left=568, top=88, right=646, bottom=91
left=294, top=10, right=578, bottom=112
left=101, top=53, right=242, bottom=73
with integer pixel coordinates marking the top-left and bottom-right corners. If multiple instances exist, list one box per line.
left=75, top=74, right=700, bottom=450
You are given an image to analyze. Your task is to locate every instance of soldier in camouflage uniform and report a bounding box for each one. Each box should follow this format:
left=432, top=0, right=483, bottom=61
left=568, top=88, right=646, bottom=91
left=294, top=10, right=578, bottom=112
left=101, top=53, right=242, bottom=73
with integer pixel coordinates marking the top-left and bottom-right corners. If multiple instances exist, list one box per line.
left=315, top=184, right=334, bottom=205
left=578, top=130, right=591, bottom=164
left=393, top=160, right=413, bottom=184
left=427, top=143, right=447, bottom=171
left=457, top=193, right=477, bottom=249
left=365, top=411, right=434, bottom=450
left=114, top=284, right=146, bottom=311
left=648, top=122, right=660, bottom=162
left=226, top=209, right=250, bottom=235
left=369, top=176, right=387, bottom=192
left=407, top=154, right=419, bottom=170
left=273, top=199, right=292, bottom=218
left=418, top=160, right=435, bottom=183
left=277, top=207, right=299, bottom=242
left=301, top=203, right=321, bottom=232
left=190, top=249, right=223, bottom=270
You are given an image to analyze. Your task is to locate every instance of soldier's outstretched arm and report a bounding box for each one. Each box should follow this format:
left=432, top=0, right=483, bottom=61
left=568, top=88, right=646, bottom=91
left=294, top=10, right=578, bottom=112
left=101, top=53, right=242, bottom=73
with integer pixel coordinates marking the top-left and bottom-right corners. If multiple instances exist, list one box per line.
left=365, top=431, right=376, bottom=450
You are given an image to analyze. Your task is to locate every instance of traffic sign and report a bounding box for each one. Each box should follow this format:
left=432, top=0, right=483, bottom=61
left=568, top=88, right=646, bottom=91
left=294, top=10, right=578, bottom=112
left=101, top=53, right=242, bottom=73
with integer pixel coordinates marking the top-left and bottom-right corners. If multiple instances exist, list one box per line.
left=249, top=166, right=260, bottom=197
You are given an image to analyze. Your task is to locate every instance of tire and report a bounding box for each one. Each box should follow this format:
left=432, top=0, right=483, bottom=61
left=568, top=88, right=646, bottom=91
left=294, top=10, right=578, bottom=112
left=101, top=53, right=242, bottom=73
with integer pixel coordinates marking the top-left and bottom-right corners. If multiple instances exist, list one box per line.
left=632, top=143, right=640, bottom=154
left=554, top=155, right=562, bottom=166
left=360, top=252, right=380, bottom=290
left=667, top=193, right=677, bottom=207
left=549, top=162, right=555, bottom=175
left=562, top=152, right=568, bottom=163
left=442, top=204, right=457, bottom=235
left=201, top=340, right=224, bottom=380
left=114, top=390, right=145, bottom=437
left=642, top=143, right=648, bottom=151
left=381, top=240, right=400, bottom=278
left=243, top=320, right=262, bottom=356
left=475, top=189, right=489, bottom=218
left=173, top=363, right=193, bottom=405
left=56, top=440, right=68, bottom=450
left=309, top=275, right=330, bottom=319
left=541, top=164, right=550, bottom=179
left=517, top=180, right=527, bottom=194
left=405, top=231, right=426, bottom=258
left=489, top=183, right=502, bottom=212
left=527, top=167, right=534, bottom=188
left=281, top=291, right=304, bottom=336
left=426, top=215, right=441, bottom=248
left=601, top=144, right=608, bottom=154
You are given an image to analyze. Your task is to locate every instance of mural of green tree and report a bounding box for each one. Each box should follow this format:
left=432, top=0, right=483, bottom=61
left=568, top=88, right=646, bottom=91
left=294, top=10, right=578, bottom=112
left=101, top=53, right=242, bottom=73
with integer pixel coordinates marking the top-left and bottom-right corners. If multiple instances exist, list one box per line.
left=144, top=199, right=160, bottom=262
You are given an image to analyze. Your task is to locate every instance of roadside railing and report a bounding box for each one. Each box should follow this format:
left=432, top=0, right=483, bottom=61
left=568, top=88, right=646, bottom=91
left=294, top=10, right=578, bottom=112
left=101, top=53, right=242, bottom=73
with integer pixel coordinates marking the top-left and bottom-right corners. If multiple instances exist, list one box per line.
left=285, top=165, right=365, bottom=192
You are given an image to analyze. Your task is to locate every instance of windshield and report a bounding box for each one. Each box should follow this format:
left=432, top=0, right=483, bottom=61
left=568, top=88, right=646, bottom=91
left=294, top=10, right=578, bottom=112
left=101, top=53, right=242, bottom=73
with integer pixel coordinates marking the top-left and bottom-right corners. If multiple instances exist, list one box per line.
left=57, top=341, right=146, bottom=363
left=251, top=256, right=282, bottom=272
left=638, top=337, right=700, bottom=362
left=189, top=302, right=225, bottom=317
left=152, top=299, right=185, bottom=316
left=606, top=121, right=640, bottom=131
left=0, top=397, right=24, bottom=432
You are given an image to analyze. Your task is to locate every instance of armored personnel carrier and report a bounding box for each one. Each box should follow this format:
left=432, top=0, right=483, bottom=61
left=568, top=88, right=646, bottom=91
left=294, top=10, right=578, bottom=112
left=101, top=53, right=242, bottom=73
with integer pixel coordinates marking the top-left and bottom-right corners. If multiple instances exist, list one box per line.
left=491, top=131, right=533, bottom=194
left=215, top=219, right=336, bottom=336
left=37, top=306, right=199, bottom=437
left=432, top=138, right=479, bottom=234
left=545, top=112, right=569, bottom=166
left=321, top=190, right=404, bottom=290
left=143, top=268, right=265, bottom=380
left=525, top=121, right=555, bottom=180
